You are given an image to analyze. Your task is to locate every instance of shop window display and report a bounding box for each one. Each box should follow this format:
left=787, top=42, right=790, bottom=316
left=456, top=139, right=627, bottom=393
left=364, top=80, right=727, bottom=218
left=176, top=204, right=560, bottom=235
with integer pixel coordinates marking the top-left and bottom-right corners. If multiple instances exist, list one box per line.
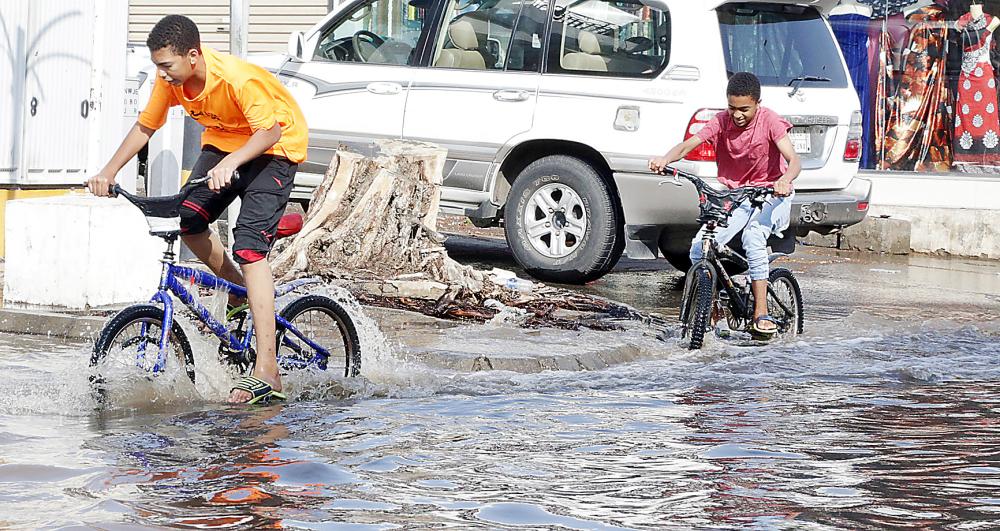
left=832, top=0, right=1000, bottom=173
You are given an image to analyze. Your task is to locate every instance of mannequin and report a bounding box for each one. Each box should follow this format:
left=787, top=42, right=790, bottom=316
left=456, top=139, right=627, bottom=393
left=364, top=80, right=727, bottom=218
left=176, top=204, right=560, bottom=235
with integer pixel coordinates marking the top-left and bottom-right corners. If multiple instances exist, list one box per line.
left=830, top=0, right=873, bottom=17
left=953, top=0, right=1000, bottom=166
left=971, top=1, right=1000, bottom=30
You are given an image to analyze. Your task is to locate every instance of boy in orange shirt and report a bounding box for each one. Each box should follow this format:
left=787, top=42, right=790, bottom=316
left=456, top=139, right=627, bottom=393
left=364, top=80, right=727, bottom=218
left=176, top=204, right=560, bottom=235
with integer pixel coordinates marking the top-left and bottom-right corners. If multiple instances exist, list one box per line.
left=87, top=15, right=307, bottom=404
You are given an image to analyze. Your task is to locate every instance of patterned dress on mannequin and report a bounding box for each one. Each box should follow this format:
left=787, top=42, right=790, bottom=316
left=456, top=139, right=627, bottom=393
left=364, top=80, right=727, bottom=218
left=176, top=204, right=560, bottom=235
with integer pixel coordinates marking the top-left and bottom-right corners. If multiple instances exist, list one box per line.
left=953, top=12, right=1000, bottom=166
left=881, top=5, right=953, bottom=171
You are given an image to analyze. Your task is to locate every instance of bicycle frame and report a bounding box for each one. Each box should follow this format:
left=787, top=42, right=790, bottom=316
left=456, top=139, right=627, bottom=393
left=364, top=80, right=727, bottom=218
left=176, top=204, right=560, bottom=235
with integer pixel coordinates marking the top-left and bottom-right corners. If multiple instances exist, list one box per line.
left=669, top=168, right=796, bottom=332
left=137, top=236, right=331, bottom=373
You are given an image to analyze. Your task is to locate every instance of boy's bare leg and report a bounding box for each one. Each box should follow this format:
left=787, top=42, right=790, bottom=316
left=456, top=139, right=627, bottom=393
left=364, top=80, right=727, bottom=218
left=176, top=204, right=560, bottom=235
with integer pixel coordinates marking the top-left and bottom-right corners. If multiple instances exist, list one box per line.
left=751, top=279, right=776, bottom=331
left=181, top=231, right=246, bottom=307
left=228, top=259, right=281, bottom=403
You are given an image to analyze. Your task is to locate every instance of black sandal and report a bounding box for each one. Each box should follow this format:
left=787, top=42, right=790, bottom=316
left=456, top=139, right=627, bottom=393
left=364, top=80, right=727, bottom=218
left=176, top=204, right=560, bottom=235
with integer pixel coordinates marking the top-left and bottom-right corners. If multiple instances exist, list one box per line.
left=230, top=376, right=286, bottom=404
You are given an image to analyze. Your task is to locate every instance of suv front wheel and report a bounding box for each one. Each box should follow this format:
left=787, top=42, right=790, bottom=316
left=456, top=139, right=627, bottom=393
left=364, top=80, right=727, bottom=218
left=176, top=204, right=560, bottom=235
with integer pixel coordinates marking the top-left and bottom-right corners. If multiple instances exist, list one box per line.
left=504, top=155, right=622, bottom=284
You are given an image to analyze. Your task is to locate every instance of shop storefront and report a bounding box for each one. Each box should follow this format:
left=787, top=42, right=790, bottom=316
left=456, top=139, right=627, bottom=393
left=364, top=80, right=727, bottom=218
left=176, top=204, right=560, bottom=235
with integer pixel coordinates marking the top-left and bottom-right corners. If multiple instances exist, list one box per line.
left=829, top=0, right=1000, bottom=174
left=825, top=0, right=1000, bottom=259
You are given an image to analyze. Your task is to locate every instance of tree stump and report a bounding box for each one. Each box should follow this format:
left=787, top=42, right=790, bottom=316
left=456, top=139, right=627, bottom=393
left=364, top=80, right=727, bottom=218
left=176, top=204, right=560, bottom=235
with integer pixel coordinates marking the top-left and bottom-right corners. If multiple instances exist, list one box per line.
left=272, top=140, right=487, bottom=295
left=271, top=140, right=640, bottom=329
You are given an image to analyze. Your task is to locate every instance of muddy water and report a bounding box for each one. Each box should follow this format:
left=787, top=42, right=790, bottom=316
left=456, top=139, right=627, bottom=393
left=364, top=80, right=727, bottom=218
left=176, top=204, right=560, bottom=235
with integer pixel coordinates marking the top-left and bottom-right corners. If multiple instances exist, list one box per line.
left=2, top=251, right=1000, bottom=529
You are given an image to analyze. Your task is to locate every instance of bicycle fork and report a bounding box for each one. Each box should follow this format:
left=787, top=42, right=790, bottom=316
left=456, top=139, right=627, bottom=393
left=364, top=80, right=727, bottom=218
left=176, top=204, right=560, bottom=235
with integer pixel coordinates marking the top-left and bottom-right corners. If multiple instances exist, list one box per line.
left=135, top=260, right=177, bottom=374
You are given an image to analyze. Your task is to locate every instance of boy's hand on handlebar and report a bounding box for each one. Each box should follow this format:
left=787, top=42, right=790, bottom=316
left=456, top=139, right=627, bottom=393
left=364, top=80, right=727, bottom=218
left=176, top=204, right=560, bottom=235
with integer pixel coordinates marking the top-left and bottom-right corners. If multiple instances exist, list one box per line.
left=207, top=159, right=239, bottom=192
left=648, top=156, right=673, bottom=174
left=85, top=173, right=116, bottom=197
left=773, top=177, right=793, bottom=197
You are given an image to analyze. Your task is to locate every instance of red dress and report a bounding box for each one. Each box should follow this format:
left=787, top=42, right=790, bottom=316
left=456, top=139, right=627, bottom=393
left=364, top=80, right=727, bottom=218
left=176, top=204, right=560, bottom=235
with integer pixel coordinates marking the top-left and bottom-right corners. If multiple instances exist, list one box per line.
left=954, top=13, right=1000, bottom=166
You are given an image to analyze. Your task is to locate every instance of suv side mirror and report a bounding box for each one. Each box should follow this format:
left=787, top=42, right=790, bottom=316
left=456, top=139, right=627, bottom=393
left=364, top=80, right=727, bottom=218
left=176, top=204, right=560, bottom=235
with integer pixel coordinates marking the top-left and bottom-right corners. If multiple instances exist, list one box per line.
left=287, top=31, right=307, bottom=62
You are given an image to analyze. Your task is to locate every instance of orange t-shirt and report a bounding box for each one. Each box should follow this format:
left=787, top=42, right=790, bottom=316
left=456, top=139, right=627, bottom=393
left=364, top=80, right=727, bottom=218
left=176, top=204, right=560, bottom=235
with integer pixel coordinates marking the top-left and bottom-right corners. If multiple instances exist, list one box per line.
left=138, top=47, right=308, bottom=163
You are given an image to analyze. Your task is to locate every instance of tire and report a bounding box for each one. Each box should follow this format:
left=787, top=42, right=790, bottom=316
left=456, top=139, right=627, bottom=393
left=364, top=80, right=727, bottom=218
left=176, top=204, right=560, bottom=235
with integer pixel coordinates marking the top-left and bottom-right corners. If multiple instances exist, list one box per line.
left=90, top=305, right=195, bottom=399
left=766, top=268, right=804, bottom=335
left=659, top=227, right=696, bottom=273
left=680, top=264, right=715, bottom=350
left=277, top=295, right=361, bottom=377
left=661, top=231, right=755, bottom=278
left=504, top=155, right=622, bottom=284
left=663, top=250, right=692, bottom=274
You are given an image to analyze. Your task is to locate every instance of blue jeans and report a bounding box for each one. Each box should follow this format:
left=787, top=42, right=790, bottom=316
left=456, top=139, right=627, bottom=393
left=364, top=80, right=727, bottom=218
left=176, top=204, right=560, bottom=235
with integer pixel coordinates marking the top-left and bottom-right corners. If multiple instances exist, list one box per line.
left=688, top=194, right=792, bottom=281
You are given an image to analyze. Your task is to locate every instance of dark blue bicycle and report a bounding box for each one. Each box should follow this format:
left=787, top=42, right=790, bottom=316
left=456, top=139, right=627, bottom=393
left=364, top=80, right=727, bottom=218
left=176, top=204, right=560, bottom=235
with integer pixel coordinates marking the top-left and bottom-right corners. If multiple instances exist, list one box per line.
left=89, top=175, right=361, bottom=398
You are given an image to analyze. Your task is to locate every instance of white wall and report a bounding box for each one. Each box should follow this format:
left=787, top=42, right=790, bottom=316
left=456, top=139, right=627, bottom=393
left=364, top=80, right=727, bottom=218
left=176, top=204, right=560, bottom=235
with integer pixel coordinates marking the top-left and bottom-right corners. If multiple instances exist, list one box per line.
left=867, top=173, right=1000, bottom=258
left=0, top=0, right=128, bottom=188
left=4, top=196, right=165, bottom=309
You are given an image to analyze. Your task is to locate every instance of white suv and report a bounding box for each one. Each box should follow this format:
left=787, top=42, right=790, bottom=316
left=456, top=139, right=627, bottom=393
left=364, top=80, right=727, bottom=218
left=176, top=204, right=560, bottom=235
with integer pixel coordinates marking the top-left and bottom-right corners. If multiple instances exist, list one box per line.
left=256, top=0, right=871, bottom=283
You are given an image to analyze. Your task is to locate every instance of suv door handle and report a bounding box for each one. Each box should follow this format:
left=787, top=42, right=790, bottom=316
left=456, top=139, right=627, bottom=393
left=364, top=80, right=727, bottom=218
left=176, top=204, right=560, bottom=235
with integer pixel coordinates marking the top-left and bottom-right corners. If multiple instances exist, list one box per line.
left=366, top=82, right=402, bottom=95
left=493, top=89, right=529, bottom=102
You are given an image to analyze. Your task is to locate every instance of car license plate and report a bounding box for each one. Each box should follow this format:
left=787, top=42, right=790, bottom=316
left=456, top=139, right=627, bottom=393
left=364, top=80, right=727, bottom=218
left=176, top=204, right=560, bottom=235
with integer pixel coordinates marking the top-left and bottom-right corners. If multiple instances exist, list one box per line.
left=790, top=130, right=811, bottom=154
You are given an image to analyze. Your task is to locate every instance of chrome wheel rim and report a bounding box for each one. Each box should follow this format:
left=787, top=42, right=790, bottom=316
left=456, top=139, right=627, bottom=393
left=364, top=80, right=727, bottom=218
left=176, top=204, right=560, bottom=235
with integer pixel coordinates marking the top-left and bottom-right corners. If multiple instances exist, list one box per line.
left=523, top=182, right=587, bottom=259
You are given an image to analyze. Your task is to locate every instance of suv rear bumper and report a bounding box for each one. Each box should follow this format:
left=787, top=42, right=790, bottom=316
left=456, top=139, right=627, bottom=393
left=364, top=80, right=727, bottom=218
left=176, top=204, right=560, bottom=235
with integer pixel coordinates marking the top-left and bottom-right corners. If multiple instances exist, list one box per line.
left=617, top=172, right=872, bottom=259
left=788, top=176, right=872, bottom=229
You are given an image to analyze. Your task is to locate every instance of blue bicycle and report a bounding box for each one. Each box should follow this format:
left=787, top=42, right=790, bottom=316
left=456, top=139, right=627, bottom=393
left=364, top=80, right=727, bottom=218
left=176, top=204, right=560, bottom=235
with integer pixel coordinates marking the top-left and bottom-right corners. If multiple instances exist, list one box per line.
left=89, top=176, right=361, bottom=398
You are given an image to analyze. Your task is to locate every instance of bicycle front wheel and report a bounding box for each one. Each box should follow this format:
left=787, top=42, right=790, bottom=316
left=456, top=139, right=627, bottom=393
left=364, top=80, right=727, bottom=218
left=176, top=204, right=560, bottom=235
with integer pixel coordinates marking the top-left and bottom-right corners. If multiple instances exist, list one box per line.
left=680, top=264, right=715, bottom=350
left=277, top=295, right=361, bottom=377
left=90, top=304, right=196, bottom=399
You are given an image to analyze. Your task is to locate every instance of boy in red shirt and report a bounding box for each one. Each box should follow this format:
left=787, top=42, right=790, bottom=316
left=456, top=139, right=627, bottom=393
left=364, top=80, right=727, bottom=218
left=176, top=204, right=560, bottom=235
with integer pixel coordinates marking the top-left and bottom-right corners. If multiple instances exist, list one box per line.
left=87, top=15, right=307, bottom=403
left=649, top=73, right=801, bottom=336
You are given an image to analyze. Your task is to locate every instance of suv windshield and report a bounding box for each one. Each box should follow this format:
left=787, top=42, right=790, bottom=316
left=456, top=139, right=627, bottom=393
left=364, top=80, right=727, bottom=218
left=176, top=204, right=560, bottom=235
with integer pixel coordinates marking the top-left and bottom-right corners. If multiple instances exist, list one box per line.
left=717, top=3, right=848, bottom=88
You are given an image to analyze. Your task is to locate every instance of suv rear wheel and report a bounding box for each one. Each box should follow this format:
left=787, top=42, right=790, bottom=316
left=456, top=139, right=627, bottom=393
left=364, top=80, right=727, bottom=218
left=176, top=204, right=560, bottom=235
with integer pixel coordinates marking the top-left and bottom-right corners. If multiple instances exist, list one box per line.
left=659, top=227, right=696, bottom=273
left=504, top=155, right=622, bottom=284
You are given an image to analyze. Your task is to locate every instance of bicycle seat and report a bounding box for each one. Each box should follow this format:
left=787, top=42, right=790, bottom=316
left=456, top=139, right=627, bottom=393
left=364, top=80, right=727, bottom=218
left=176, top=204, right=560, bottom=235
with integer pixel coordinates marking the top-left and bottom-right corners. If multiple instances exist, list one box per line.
left=277, top=213, right=303, bottom=239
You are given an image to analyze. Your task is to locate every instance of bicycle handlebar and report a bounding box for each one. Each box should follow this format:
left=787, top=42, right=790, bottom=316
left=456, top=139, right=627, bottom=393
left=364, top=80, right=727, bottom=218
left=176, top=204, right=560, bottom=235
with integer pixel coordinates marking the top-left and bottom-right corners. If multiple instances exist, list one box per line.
left=110, top=173, right=229, bottom=219
left=657, top=166, right=772, bottom=202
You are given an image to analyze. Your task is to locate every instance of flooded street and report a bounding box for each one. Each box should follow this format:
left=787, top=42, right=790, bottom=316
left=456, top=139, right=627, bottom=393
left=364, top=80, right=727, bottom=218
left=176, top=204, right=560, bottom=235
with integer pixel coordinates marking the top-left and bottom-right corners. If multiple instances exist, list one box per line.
left=2, top=242, right=1000, bottom=529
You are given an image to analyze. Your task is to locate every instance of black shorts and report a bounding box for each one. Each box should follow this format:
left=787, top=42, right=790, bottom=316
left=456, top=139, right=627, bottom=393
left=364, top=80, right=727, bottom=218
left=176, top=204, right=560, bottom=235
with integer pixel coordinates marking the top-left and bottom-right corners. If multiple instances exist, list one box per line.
left=180, top=145, right=297, bottom=264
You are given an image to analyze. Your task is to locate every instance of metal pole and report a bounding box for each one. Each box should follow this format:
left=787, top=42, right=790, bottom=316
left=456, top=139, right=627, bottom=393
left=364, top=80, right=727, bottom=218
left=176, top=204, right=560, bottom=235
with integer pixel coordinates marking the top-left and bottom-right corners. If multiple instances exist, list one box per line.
left=226, top=0, right=249, bottom=250
left=230, top=0, right=249, bottom=57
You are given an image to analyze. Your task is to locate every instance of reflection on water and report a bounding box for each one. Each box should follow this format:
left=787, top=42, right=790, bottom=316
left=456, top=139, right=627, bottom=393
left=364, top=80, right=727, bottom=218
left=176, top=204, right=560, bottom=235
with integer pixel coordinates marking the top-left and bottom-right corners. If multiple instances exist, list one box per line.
left=1, top=312, right=1000, bottom=528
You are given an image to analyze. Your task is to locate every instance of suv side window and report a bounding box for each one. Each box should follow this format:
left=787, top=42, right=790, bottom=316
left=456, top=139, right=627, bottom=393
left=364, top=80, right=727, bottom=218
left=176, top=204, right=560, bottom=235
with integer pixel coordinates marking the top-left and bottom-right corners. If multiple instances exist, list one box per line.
left=433, top=0, right=544, bottom=71
left=546, top=0, right=671, bottom=78
left=314, top=0, right=429, bottom=65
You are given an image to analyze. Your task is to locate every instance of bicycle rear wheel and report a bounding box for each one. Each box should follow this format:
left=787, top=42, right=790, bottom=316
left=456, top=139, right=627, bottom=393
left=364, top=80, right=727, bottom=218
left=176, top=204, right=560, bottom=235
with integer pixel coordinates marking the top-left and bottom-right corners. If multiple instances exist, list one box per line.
left=680, top=264, right=715, bottom=350
left=90, top=304, right=195, bottom=400
left=766, top=268, right=804, bottom=335
left=277, top=295, right=361, bottom=377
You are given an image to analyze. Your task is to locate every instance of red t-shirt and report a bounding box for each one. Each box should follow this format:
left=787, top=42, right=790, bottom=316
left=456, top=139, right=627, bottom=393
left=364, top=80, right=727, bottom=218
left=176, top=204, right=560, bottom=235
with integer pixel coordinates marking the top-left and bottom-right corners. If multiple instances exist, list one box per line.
left=695, top=106, right=792, bottom=189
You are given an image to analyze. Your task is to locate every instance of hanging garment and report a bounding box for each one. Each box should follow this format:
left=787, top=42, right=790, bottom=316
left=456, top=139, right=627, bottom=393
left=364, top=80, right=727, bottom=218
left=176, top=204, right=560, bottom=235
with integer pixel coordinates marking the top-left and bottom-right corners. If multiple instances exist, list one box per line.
left=832, top=14, right=874, bottom=168
left=881, top=6, right=953, bottom=171
left=859, top=0, right=911, bottom=17
left=953, top=13, right=1000, bottom=166
left=868, top=13, right=909, bottom=169
left=873, top=22, right=897, bottom=168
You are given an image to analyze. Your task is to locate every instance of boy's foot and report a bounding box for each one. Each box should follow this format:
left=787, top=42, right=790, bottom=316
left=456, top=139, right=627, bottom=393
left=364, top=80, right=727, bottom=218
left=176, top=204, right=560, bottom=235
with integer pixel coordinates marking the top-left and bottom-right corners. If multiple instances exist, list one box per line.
left=229, top=371, right=282, bottom=403
left=752, top=315, right=778, bottom=336
left=229, top=375, right=285, bottom=404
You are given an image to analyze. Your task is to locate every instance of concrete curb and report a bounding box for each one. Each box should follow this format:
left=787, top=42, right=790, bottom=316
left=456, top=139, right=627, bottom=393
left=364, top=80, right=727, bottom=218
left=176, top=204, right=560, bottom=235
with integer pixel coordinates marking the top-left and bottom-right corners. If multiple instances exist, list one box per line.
left=801, top=216, right=912, bottom=255
left=0, top=305, right=660, bottom=374
left=0, top=308, right=106, bottom=340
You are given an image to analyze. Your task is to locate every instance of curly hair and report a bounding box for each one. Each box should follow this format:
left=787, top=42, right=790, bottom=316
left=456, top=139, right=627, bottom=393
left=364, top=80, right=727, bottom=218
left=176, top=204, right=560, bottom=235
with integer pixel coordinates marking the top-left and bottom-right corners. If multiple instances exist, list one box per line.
left=146, top=15, right=200, bottom=54
left=727, top=72, right=761, bottom=102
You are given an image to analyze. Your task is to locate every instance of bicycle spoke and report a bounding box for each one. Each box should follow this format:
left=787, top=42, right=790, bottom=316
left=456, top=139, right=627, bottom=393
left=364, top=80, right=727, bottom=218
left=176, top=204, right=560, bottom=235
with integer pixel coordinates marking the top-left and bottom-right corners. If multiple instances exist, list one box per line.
left=279, top=306, right=349, bottom=370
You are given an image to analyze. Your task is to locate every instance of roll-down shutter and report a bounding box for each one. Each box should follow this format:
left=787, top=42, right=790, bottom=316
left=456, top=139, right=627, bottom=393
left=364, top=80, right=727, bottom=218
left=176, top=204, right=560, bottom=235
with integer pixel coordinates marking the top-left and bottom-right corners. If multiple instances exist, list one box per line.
left=129, top=0, right=330, bottom=53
